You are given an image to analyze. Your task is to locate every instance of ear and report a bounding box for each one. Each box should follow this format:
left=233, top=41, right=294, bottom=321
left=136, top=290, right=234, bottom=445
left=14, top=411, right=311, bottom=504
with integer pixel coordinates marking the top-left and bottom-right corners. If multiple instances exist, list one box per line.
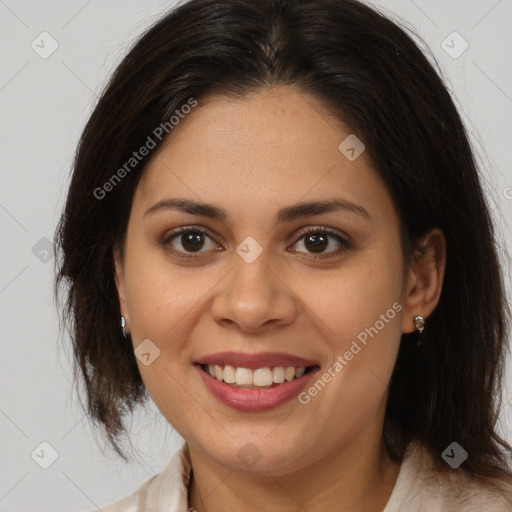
left=113, top=246, right=129, bottom=326
left=401, top=228, right=446, bottom=334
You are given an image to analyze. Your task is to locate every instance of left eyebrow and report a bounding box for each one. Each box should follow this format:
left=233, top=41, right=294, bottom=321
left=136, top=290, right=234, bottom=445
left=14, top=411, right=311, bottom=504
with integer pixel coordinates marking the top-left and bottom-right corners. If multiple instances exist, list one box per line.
left=144, top=197, right=371, bottom=223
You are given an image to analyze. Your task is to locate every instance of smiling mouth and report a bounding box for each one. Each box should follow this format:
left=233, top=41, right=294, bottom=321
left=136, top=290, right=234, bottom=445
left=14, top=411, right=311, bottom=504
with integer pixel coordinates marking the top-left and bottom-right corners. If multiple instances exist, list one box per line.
left=199, top=363, right=318, bottom=389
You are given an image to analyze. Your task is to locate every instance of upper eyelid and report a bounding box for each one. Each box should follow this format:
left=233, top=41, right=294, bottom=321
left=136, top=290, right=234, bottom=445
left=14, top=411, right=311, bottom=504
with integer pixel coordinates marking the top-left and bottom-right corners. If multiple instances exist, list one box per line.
left=294, top=225, right=348, bottom=241
left=164, top=225, right=219, bottom=243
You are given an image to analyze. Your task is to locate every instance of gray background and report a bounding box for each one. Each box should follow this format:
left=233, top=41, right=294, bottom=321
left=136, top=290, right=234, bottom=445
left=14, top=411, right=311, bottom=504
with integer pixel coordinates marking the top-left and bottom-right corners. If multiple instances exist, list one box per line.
left=1, top=0, right=511, bottom=510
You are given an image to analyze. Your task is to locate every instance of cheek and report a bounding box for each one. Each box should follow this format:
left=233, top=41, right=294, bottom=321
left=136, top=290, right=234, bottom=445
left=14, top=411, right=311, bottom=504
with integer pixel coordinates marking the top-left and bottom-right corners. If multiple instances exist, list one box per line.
left=123, top=253, right=209, bottom=423
left=127, top=271, right=201, bottom=339
left=315, top=245, right=404, bottom=385
left=298, top=253, right=404, bottom=439
left=124, top=247, right=224, bottom=364
left=310, top=247, right=402, bottom=336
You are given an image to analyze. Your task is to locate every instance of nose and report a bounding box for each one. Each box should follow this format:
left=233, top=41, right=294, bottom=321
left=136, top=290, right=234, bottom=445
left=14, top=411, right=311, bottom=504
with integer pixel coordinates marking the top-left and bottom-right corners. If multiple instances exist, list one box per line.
left=210, top=250, right=297, bottom=334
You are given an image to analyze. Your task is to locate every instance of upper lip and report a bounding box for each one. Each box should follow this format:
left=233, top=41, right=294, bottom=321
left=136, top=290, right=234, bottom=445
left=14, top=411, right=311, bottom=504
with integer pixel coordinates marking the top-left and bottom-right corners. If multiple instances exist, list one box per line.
left=195, top=351, right=319, bottom=369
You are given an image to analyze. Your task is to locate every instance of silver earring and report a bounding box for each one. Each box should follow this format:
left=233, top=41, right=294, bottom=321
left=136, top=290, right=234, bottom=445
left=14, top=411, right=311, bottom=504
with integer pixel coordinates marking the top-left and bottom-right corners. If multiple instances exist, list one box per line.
left=120, top=315, right=127, bottom=338
left=414, top=315, right=425, bottom=334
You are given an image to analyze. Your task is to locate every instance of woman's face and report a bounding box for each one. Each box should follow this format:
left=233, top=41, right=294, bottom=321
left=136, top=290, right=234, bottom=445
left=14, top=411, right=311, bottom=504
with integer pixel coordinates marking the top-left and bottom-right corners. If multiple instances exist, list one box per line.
left=115, top=86, right=419, bottom=474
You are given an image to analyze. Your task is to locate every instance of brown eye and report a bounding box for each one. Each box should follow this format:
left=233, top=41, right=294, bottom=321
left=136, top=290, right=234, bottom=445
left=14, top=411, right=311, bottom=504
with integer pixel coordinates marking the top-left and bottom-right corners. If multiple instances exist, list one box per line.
left=303, top=233, right=329, bottom=253
left=180, top=231, right=206, bottom=252
left=163, top=227, right=219, bottom=258
left=291, top=227, right=351, bottom=258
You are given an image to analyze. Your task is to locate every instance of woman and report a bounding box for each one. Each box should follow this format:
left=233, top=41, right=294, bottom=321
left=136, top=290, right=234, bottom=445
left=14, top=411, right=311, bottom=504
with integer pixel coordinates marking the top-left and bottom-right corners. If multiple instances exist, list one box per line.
left=54, top=0, right=512, bottom=510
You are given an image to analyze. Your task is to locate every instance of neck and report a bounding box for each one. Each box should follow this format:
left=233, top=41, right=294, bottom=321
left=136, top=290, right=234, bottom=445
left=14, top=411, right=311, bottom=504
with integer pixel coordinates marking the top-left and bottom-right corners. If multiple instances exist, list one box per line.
left=187, top=424, right=401, bottom=512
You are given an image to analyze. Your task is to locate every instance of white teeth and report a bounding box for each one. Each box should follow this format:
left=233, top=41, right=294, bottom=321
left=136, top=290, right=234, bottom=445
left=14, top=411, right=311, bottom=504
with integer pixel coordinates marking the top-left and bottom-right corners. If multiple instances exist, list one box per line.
left=272, top=366, right=285, bottom=383
left=235, top=367, right=253, bottom=386
left=253, top=368, right=273, bottom=386
left=206, top=364, right=310, bottom=387
left=285, top=366, right=296, bottom=381
left=223, top=365, right=236, bottom=383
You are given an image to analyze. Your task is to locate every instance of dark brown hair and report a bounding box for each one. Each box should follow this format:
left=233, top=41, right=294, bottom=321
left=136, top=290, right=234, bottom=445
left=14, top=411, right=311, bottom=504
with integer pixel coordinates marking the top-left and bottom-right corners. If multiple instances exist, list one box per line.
left=55, top=0, right=512, bottom=477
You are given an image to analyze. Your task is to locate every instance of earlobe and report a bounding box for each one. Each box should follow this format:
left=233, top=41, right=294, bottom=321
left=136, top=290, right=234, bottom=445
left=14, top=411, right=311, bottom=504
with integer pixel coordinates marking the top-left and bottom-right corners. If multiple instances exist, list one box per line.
left=401, top=228, right=446, bottom=334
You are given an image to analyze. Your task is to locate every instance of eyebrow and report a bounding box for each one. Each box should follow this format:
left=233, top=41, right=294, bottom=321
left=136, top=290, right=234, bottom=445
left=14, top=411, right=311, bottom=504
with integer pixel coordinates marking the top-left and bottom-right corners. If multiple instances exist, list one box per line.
left=144, top=197, right=371, bottom=223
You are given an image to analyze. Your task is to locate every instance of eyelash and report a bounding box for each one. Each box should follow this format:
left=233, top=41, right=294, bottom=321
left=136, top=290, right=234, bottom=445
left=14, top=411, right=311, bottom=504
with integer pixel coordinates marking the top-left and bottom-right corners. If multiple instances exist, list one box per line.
left=161, top=225, right=352, bottom=260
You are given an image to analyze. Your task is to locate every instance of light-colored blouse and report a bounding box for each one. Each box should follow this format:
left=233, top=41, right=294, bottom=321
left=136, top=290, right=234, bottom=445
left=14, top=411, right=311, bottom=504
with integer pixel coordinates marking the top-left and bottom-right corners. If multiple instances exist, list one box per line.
left=92, top=440, right=512, bottom=511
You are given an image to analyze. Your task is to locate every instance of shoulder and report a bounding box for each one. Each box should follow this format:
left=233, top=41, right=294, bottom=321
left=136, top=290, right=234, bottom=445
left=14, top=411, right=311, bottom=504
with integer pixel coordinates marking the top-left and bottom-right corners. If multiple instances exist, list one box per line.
left=386, top=439, right=512, bottom=512
left=89, top=443, right=192, bottom=512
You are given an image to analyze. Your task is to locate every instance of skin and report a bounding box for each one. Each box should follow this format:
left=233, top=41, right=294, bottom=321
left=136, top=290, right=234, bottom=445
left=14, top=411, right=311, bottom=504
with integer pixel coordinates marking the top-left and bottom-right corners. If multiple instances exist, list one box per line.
left=114, top=86, right=446, bottom=511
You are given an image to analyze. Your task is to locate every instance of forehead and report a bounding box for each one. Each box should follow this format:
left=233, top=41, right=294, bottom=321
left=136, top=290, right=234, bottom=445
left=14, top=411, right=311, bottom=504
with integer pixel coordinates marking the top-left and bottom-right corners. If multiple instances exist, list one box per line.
left=134, top=87, right=396, bottom=225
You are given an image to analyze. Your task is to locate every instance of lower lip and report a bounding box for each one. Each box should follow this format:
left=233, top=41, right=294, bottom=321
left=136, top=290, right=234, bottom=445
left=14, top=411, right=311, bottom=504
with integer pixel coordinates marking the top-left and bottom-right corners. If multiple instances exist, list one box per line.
left=195, top=364, right=319, bottom=411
